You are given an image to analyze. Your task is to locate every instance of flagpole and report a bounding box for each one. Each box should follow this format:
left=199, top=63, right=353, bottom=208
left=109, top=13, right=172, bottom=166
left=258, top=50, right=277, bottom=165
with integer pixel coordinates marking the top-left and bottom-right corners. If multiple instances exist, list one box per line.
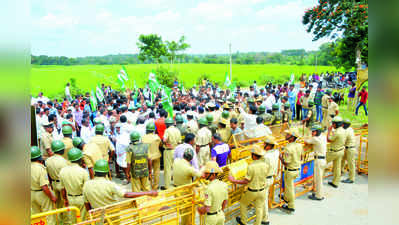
left=229, top=43, right=232, bottom=80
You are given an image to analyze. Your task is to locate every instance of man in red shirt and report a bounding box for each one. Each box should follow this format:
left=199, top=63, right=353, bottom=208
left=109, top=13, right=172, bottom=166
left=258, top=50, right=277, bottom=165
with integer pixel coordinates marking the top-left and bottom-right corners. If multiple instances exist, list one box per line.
left=355, top=86, right=368, bottom=116
left=155, top=109, right=167, bottom=140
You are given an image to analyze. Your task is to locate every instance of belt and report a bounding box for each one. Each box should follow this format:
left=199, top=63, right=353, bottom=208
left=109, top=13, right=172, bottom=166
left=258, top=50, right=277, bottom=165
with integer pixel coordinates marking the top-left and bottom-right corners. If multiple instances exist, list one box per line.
left=248, top=187, right=265, bottom=192
left=285, top=168, right=300, bottom=171
left=266, top=176, right=273, bottom=179
left=316, top=156, right=325, bottom=159
left=53, top=180, right=61, bottom=182
left=330, top=148, right=344, bottom=152
left=198, top=144, right=208, bottom=148
left=68, top=194, right=83, bottom=197
left=31, top=189, right=42, bottom=192
left=346, top=146, right=355, bottom=149
left=165, top=148, right=174, bottom=150
left=322, top=106, right=328, bottom=109
left=207, top=210, right=220, bottom=215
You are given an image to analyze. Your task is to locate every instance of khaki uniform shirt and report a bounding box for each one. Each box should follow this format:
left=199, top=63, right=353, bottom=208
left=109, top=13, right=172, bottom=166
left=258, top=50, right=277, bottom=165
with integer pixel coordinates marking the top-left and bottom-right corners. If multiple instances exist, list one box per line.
left=244, top=160, right=270, bottom=189
left=163, top=126, right=181, bottom=149
left=328, top=127, right=346, bottom=150
left=321, top=95, right=329, bottom=109
left=204, top=179, right=228, bottom=213
left=83, top=177, right=126, bottom=209
left=345, top=127, right=356, bottom=147
left=283, top=142, right=302, bottom=169
left=195, top=127, right=212, bottom=146
left=186, top=120, right=199, bottom=135
left=40, top=132, right=53, bottom=158
left=305, top=136, right=327, bottom=157
left=59, top=163, right=89, bottom=195
left=46, top=154, right=69, bottom=181
left=62, top=137, right=74, bottom=160
left=172, top=158, right=201, bottom=186
left=142, top=133, right=162, bottom=160
left=217, top=127, right=232, bottom=143
left=300, top=96, right=310, bottom=109
left=89, top=135, right=115, bottom=161
left=82, top=143, right=103, bottom=168
left=31, top=162, right=49, bottom=190
left=327, top=101, right=339, bottom=116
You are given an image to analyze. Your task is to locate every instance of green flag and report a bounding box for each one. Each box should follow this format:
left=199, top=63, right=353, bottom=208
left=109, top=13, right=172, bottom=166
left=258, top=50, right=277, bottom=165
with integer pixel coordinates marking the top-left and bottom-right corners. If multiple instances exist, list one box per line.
left=90, top=90, right=97, bottom=111
left=96, top=86, right=104, bottom=102
left=229, top=81, right=236, bottom=91
left=117, top=66, right=129, bottom=91
left=161, top=86, right=173, bottom=118
left=224, top=72, right=231, bottom=87
left=148, top=72, right=160, bottom=103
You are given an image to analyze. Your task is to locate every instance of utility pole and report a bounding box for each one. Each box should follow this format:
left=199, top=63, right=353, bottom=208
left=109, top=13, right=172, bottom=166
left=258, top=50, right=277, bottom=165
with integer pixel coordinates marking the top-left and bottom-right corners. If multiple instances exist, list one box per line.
left=229, top=43, right=232, bottom=80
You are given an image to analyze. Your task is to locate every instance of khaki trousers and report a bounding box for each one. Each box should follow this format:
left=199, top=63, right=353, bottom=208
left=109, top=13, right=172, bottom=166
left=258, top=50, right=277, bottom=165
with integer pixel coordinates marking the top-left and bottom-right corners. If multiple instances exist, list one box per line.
left=262, top=179, right=273, bottom=223
left=31, top=190, right=55, bottom=225
left=151, top=158, right=161, bottom=189
left=321, top=109, right=328, bottom=129
left=341, top=147, right=357, bottom=182
left=65, top=195, right=86, bottom=224
left=326, top=150, right=345, bottom=186
left=284, top=170, right=299, bottom=209
left=314, top=159, right=327, bottom=198
left=198, top=146, right=210, bottom=167
left=52, top=181, right=66, bottom=221
left=131, top=176, right=150, bottom=192
left=164, top=149, right=175, bottom=189
left=240, top=189, right=266, bottom=225
left=204, top=211, right=225, bottom=225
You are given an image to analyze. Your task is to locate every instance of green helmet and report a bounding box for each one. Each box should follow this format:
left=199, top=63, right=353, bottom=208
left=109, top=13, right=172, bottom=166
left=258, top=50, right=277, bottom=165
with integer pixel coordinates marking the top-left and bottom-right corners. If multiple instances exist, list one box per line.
left=146, top=123, right=155, bottom=131
left=284, top=102, right=290, bottom=108
left=311, top=124, right=322, bottom=132
left=221, top=110, right=229, bottom=119
left=95, top=124, right=105, bottom=133
left=68, top=147, right=83, bottom=162
left=62, top=126, right=73, bottom=135
left=258, top=105, right=266, bottom=113
left=93, top=159, right=109, bottom=173
left=93, top=117, right=102, bottom=125
left=31, top=146, right=41, bottom=159
left=51, top=140, right=65, bottom=153
left=272, top=104, right=279, bottom=110
left=343, top=118, right=351, bottom=124
left=175, top=114, right=184, bottom=123
left=198, top=117, right=208, bottom=126
left=229, top=97, right=235, bottom=103
left=206, top=114, right=213, bottom=123
left=247, top=98, right=255, bottom=103
left=332, top=116, right=343, bottom=123
left=308, top=101, right=314, bottom=107
left=183, top=148, right=194, bottom=161
left=165, top=117, right=174, bottom=124
left=130, top=131, right=141, bottom=142
left=72, top=137, right=84, bottom=148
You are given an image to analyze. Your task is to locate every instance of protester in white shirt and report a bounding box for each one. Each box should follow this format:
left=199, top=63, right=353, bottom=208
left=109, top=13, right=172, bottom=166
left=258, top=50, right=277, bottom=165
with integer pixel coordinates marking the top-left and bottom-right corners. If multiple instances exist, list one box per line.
left=80, top=119, right=93, bottom=144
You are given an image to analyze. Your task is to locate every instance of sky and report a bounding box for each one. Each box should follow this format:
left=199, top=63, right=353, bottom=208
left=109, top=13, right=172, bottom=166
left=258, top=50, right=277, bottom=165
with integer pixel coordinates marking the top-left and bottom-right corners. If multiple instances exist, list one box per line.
left=31, top=0, right=331, bottom=57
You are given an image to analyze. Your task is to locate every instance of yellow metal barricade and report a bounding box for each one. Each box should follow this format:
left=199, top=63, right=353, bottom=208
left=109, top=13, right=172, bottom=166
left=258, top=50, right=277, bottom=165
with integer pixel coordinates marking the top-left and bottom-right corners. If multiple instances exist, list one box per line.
left=31, top=206, right=82, bottom=225
left=357, top=130, right=368, bottom=175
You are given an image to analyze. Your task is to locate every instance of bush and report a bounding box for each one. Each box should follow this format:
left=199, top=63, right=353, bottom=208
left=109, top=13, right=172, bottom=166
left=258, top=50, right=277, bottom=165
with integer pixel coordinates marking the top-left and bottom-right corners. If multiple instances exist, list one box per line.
left=156, top=66, right=178, bottom=88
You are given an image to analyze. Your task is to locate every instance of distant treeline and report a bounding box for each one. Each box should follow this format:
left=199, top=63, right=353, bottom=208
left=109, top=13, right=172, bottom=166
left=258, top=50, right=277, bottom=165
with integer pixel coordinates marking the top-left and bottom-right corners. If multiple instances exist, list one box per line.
left=32, top=45, right=336, bottom=67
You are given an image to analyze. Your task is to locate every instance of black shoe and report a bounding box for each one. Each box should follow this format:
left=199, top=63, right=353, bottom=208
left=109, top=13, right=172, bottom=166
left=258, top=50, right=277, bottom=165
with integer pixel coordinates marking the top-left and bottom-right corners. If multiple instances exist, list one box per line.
left=279, top=194, right=288, bottom=203
left=160, top=186, right=167, bottom=190
left=328, top=181, right=338, bottom=188
left=308, top=194, right=325, bottom=201
left=261, top=221, right=270, bottom=225
left=341, top=179, right=354, bottom=184
left=281, top=205, right=295, bottom=213
left=236, top=216, right=245, bottom=225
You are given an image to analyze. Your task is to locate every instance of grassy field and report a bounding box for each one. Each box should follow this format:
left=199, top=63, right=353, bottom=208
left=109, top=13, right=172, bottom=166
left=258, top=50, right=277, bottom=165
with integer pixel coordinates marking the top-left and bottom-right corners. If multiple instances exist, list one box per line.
left=31, top=63, right=338, bottom=97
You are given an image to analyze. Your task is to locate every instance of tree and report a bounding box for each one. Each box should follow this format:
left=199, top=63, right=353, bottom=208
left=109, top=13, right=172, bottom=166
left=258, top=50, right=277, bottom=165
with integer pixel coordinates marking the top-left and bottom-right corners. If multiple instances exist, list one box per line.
left=176, top=35, right=190, bottom=64
left=302, top=0, right=368, bottom=69
left=136, top=34, right=167, bottom=67
left=166, top=40, right=179, bottom=64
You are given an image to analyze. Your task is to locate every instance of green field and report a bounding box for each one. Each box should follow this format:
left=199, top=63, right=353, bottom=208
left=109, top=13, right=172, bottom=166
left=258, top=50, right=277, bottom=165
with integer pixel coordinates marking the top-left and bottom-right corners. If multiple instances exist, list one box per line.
left=31, top=64, right=338, bottom=97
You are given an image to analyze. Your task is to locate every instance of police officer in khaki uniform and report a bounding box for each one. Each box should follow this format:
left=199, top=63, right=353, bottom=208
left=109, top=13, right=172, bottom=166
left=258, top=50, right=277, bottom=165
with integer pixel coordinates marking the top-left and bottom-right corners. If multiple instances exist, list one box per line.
left=126, top=131, right=151, bottom=192
left=59, top=148, right=89, bottom=223
left=229, top=145, right=271, bottom=225
left=83, top=159, right=158, bottom=212
left=270, top=104, right=282, bottom=125
left=197, top=161, right=228, bottom=225
left=300, top=90, right=311, bottom=119
left=46, top=140, right=69, bottom=220
left=217, top=116, right=231, bottom=144
left=31, top=146, right=56, bottom=225
left=279, top=128, right=302, bottom=213
left=206, top=114, right=218, bottom=135
left=163, top=117, right=181, bottom=190
left=327, top=96, right=339, bottom=127
left=142, top=123, right=162, bottom=190
left=326, top=116, right=346, bottom=188
left=321, top=89, right=332, bottom=129
left=186, top=111, right=199, bottom=135
left=175, top=114, right=187, bottom=138
left=40, top=122, right=54, bottom=159
left=89, top=124, right=115, bottom=162
left=196, top=118, right=213, bottom=167
left=304, top=125, right=327, bottom=200
left=341, top=118, right=356, bottom=184
left=73, top=137, right=102, bottom=179
left=281, top=103, right=292, bottom=127
left=61, top=126, right=74, bottom=160
left=258, top=105, right=272, bottom=126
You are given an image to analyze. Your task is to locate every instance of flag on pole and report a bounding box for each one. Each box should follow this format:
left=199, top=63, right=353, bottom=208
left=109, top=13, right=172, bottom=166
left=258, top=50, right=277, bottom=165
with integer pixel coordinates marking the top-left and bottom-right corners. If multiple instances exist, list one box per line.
left=90, top=90, right=97, bottom=111
left=96, top=86, right=104, bottom=102
left=117, top=66, right=129, bottom=91
left=289, top=73, right=295, bottom=84
left=224, top=72, right=231, bottom=87
left=161, top=86, right=174, bottom=118
left=148, top=72, right=160, bottom=102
